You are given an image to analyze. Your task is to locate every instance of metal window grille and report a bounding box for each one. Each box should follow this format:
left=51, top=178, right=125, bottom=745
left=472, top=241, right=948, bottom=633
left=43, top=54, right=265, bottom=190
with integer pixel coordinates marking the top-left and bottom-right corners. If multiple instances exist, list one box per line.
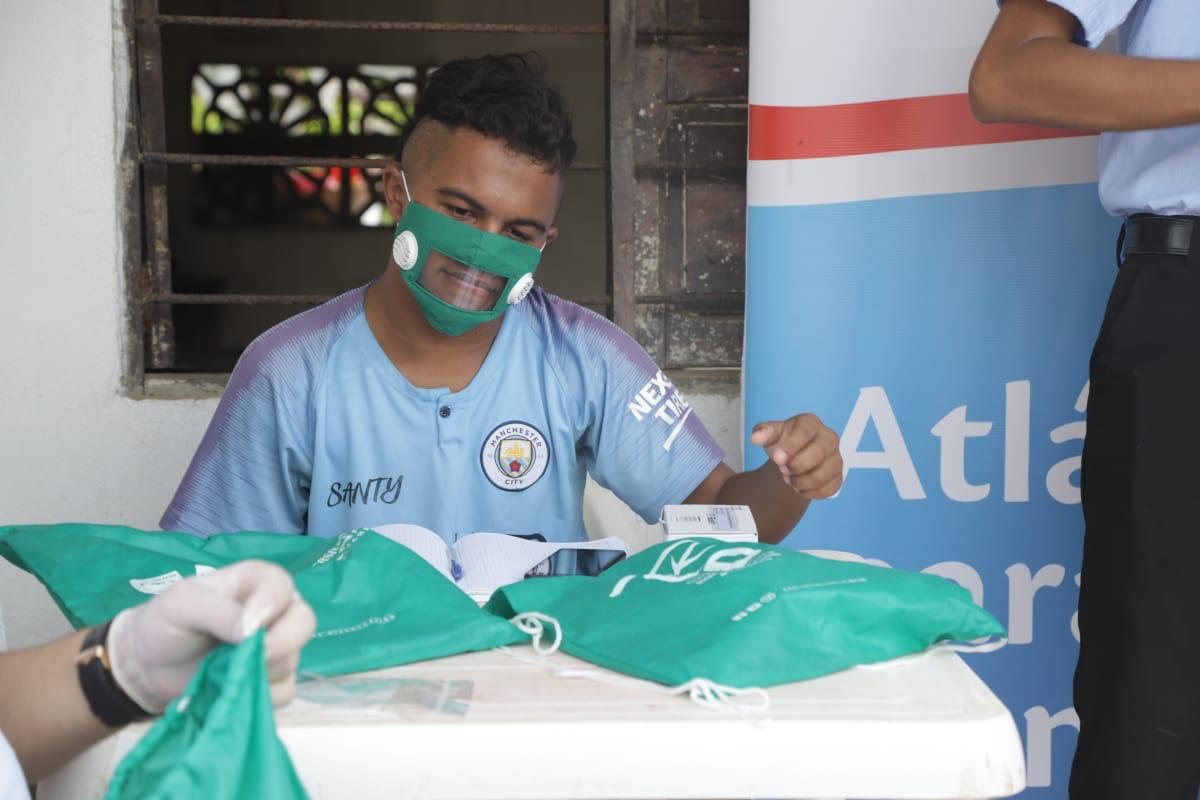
left=122, top=0, right=747, bottom=386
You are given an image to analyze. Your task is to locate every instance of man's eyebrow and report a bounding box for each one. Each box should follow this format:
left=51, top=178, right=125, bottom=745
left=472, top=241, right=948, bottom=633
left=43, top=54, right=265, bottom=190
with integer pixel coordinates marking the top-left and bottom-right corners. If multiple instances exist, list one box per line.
left=436, top=187, right=484, bottom=211
left=436, top=187, right=547, bottom=234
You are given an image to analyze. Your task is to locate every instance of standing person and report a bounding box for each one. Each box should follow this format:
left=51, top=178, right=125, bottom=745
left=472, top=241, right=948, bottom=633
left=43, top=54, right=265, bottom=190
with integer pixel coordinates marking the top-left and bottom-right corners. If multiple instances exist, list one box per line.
left=971, top=1, right=1200, bottom=796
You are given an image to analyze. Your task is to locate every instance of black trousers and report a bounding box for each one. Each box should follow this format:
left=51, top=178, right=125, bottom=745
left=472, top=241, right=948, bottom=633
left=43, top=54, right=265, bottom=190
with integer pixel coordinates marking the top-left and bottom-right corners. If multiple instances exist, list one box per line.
left=1069, top=247, right=1200, bottom=798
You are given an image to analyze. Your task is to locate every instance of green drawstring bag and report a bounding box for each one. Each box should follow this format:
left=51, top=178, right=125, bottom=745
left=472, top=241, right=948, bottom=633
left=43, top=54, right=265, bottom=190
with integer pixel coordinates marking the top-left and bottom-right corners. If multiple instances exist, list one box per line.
left=0, top=524, right=526, bottom=676
left=290, top=528, right=528, bottom=675
left=0, top=523, right=328, bottom=627
left=106, top=631, right=309, bottom=800
left=485, top=539, right=1006, bottom=695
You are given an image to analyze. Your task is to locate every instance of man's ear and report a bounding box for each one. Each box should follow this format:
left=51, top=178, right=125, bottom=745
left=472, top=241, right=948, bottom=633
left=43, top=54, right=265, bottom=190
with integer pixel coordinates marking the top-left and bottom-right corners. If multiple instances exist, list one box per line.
left=543, top=225, right=559, bottom=248
left=382, top=161, right=408, bottom=223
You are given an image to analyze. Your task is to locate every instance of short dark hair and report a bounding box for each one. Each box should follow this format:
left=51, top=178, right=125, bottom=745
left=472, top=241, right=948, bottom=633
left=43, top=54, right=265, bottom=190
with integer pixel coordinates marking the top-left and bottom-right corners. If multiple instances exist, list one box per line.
left=397, top=53, right=577, bottom=173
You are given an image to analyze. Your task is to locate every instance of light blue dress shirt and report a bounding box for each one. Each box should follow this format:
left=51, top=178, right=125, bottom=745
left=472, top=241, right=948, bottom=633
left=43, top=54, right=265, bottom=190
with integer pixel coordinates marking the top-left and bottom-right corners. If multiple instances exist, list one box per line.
left=1050, top=0, right=1200, bottom=217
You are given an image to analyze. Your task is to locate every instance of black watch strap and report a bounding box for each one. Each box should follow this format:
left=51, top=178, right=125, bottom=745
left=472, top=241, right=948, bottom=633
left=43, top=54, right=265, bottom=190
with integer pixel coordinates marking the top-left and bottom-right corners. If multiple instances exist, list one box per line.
left=75, top=619, right=154, bottom=727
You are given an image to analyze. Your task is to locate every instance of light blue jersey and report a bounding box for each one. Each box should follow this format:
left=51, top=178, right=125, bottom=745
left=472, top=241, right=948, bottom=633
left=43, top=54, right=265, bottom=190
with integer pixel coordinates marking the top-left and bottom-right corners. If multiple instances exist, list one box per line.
left=1050, top=0, right=1200, bottom=217
left=161, top=286, right=724, bottom=542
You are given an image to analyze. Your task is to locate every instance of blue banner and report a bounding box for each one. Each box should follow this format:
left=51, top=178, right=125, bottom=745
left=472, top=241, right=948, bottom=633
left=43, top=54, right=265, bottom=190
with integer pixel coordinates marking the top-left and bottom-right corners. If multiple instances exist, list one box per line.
left=745, top=183, right=1117, bottom=794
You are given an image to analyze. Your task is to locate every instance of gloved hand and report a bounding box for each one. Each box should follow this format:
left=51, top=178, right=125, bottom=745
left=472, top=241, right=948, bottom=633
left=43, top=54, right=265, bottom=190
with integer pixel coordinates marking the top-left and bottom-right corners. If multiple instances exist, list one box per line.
left=105, top=560, right=316, bottom=714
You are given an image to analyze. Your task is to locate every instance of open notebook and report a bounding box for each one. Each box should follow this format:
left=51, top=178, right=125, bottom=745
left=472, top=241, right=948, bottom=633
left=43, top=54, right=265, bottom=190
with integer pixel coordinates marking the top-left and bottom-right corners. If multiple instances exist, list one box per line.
left=371, top=524, right=629, bottom=603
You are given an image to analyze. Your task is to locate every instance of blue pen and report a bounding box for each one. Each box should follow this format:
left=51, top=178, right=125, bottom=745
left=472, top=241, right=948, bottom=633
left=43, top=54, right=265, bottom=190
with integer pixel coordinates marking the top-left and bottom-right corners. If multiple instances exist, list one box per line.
left=447, top=546, right=463, bottom=582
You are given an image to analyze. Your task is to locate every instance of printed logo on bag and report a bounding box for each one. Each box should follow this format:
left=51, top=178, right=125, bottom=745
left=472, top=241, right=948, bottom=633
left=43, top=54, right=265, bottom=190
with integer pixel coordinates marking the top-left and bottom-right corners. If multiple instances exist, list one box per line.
left=607, top=539, right=782, bottom=598
left=312, top=613, right=397, bottom=639
left=481, top=421, right=549, bottom=491
left=129, top=570, right=185, bottom=595
left=313, top=528, right=369, bottom=566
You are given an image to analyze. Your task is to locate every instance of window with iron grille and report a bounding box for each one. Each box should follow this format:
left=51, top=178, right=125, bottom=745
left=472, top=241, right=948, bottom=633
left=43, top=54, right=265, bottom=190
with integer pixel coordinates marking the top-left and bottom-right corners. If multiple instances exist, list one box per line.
left=189, top=62, right=431, bottom=228
left=120, top=0, right=746, bottom=394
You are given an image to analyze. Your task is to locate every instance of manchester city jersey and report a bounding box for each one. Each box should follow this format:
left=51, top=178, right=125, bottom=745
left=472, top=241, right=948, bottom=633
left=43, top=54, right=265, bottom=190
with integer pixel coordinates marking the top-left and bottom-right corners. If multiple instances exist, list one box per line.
left=161, top=285, right=725, bottom=543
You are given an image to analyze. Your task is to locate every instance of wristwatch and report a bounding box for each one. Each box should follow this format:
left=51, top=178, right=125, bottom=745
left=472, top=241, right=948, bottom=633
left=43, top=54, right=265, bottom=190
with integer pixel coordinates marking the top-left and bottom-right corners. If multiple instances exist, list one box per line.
left=75, top=619, right=153, bottom=727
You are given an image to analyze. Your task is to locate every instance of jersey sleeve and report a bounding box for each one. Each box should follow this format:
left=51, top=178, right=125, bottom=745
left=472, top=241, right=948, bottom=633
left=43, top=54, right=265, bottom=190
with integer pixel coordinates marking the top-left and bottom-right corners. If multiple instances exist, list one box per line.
left=537, top=295, right=725, bottom=523
left=160, top=337, right=315, bottom=536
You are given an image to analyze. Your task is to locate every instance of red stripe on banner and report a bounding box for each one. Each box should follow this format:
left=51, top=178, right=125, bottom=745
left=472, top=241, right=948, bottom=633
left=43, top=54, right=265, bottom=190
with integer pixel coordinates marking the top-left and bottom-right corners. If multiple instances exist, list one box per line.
left=748, top=94, right=1090, bottom=160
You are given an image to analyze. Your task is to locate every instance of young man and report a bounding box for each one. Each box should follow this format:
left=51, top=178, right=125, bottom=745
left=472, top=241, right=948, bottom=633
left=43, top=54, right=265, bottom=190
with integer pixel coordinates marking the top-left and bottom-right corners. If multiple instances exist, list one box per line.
left=162, top=54, right=843, bottom=546
left=971, top=2, right=1200, bottom=797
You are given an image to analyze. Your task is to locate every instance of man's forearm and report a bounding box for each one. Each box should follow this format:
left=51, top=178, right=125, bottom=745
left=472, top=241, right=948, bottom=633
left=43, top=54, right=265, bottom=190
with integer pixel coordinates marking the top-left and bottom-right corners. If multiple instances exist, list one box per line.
left=0, top=630, right=112, bottom=784
left=971, top=35, right=1200, bottom=131
left=714, top=463, right=811, bottom=545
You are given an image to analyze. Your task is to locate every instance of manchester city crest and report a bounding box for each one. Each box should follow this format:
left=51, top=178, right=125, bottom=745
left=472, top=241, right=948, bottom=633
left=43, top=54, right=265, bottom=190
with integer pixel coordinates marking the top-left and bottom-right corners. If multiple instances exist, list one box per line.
left=498, top=436, right=534, bottom=478
left=481, top=421, right=550, bottom=491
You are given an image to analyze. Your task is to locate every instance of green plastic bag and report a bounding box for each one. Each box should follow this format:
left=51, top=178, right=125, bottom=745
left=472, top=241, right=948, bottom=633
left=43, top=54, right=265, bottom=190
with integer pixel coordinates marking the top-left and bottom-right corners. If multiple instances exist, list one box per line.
left=0, top=524, right=526, bottom=676
left=106, top=631, right=308, bottom=800
left=485, top=539, right=1006, bottom=690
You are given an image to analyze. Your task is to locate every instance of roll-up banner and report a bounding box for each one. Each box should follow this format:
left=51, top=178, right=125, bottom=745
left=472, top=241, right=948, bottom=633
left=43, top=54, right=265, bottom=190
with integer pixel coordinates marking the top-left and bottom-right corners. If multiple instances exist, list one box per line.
left=744, top=3, right=1119, bottom=795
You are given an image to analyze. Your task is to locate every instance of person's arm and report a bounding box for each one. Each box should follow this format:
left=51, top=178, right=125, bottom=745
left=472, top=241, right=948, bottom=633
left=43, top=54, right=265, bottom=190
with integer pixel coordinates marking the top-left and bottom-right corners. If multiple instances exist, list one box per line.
left=684, top=414, right=842, bottom=544
left=969, top=0, right=1200, bottom=131
left=0, top=630, right=106, bottom=784
left=0, top=560, right=315, bottom=784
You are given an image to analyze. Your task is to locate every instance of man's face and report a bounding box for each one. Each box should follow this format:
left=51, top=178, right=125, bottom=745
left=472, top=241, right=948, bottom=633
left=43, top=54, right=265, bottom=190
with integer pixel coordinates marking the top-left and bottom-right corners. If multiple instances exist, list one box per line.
left=385, top=126, right=562, bottom=312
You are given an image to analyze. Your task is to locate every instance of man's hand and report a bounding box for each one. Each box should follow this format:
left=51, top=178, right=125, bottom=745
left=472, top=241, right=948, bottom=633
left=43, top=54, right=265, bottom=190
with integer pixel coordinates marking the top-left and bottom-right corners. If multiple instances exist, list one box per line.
left=750, top=414, right=843, bottom=500
left=107, top=560, right=316, bottom=714
left=683, top=412, right=843, bottom=541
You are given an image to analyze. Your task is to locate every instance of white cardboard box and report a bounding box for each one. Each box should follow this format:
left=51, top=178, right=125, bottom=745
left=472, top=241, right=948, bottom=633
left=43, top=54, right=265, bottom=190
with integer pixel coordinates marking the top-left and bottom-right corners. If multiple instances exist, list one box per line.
left=660, top=504, right=759, bottom=542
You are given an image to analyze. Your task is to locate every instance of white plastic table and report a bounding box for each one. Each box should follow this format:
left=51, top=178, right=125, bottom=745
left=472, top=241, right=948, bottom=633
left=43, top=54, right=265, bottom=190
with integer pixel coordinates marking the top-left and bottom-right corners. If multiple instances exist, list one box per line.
left=41, top=647, right=1025, bottom=799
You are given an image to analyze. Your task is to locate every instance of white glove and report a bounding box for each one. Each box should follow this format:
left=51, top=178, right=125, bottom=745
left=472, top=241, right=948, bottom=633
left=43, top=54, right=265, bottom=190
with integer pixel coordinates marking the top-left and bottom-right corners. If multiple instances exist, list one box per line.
left=106, top=559, right=316, bottom=714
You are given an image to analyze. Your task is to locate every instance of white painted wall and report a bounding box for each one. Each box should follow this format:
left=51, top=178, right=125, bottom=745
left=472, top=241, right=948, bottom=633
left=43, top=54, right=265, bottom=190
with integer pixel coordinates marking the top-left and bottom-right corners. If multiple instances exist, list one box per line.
left=0, top=1, right=223, bottom=649
left=0, top=1, right=741, bottom=652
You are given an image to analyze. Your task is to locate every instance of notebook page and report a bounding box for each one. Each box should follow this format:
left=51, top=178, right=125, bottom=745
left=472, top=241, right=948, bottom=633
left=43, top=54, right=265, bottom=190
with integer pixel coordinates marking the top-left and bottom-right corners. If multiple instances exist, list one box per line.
left=369, top=523, right=453, bottom=581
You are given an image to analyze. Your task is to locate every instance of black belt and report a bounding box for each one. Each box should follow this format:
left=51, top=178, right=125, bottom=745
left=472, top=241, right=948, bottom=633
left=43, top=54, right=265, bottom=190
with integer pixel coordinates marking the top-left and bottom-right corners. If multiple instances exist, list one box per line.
left=1120, top=213, right=1200, bottom=267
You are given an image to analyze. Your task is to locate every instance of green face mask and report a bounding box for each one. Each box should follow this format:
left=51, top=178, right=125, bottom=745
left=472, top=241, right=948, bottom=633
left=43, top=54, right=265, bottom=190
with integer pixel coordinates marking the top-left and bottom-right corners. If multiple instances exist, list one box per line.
left=391, top=172, right=544, bottom=336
